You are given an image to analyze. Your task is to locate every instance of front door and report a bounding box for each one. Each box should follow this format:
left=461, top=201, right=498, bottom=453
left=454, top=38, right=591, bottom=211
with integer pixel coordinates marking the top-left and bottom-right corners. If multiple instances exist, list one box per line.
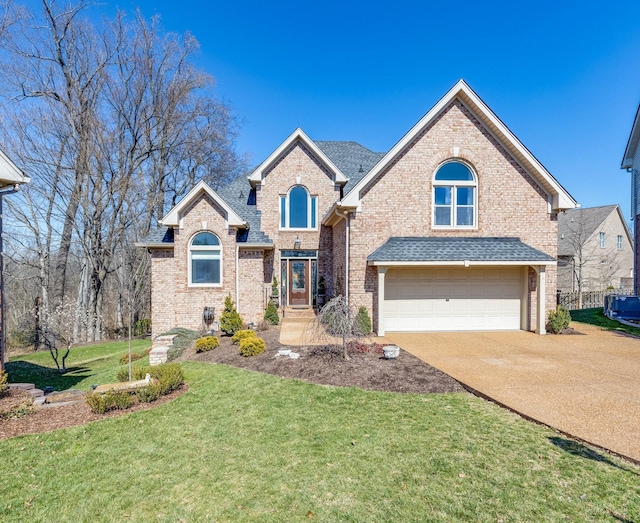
left=289, top=260, right=309, bottom=306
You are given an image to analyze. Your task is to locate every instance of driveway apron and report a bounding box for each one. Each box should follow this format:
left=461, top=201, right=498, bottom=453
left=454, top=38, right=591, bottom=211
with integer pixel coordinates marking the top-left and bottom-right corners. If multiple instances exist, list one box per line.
left=383, top=324, right=640, bottom=462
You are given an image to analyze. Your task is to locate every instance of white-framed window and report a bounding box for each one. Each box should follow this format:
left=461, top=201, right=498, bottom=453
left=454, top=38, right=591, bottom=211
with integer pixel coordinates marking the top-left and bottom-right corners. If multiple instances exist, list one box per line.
left=189, top=232, right=222, bottom=286
left=433, top=161, right=477, bottom=228
left=279, top=185, right=317, bottom=230
left=617, top=235, right=623, bottom=250
left=599, top=232, right=606, bottom=248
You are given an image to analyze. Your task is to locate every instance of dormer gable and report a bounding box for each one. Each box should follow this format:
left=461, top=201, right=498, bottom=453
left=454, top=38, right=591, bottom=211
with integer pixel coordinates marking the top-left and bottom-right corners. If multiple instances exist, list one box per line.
left=160, top=179, right=247, bottom=228
left=248, top=128, right=348, bottom=187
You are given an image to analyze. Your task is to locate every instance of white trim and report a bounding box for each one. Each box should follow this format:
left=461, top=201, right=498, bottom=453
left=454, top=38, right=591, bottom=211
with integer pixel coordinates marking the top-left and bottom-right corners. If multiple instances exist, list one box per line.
left=248, top=128, right=348, bottom=186
left=622, top=104, right=640, bottom=168
left=161, top=180, right=247, bottom=228
left=368, top=260, right=556, bottom=267
left=187, top=231, right=223, bottom=288
left=340, top=80, right=577, bottom=212
left=0, top=149, right=29, bottom=187
left=279, top=186, right=318, bottom=230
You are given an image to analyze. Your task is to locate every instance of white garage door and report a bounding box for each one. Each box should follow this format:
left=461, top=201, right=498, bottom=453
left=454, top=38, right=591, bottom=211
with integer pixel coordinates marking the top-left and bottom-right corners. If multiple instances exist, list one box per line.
left=384, top=267, right=522, bottom=332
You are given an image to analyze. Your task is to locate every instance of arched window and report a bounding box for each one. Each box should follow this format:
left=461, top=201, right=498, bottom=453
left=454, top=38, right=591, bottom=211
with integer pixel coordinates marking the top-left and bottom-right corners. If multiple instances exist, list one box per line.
left=433, top=161, right=477, bottom=228
left=280, top=185, right=317, bottom=229
left=189, top=232, right=221, bottom=285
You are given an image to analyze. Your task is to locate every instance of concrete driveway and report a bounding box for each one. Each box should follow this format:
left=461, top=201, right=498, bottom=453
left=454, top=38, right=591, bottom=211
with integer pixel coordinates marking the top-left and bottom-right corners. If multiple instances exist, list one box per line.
left=383, top=324, right=640, bottom=462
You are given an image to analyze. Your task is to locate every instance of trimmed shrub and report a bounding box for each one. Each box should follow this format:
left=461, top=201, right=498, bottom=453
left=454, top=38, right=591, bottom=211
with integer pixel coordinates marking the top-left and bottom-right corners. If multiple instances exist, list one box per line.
left=86, top=390, right=133, bottom=414
left=239, top=336, right=267, bottom=357
left=220, top=295, right=243, bottom=335
left=355, top=306, right=372, bottom=335
left=195, top=336, right=219, bottom=353
left=232, top=329, right=257, bottom=345
left=136, top=383, right=162, bottom=403
left=0, top=369, right=8, bottom=398
left=119, top=352, right=144, bottom=365
left=264, top=300, right=279, bottom=325
left=547, top=305, right=571, bottom=334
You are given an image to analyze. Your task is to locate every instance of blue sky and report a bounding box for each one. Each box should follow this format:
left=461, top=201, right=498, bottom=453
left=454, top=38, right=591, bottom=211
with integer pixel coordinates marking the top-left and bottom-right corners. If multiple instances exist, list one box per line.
left=98, top=1, right=640, bottom=221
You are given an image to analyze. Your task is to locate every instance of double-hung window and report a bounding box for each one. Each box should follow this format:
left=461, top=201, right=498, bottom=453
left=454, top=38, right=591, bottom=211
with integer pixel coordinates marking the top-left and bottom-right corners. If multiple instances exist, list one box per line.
left=599, top=232, right=606, bottom=248
left=433, top=161, right=477, bottom=228
left=280, top=186, right=317, bottom=229
left=617, top=235, right=623, bottom=250
left=189, top=232, right=221, bottom=285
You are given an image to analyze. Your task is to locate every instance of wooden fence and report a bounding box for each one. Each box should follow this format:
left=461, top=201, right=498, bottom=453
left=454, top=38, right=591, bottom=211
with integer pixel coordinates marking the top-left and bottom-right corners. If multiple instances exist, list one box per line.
left=556, top=289, right=633, bottom=311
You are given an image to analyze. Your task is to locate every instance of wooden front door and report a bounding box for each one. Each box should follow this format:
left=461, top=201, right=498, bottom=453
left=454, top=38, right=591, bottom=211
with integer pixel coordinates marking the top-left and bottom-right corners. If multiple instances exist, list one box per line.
left=288, top=260, right=309, bottom=306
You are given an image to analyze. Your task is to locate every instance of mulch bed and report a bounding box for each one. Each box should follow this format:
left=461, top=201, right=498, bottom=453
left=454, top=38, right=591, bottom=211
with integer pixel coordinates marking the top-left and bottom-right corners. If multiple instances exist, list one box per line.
left=178, top=325, right=465, bottom=395
left=1, top=324, right=464, bottom=440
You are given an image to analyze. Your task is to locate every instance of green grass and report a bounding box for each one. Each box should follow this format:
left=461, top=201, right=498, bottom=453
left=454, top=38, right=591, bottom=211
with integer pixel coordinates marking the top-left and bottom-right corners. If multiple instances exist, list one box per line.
left=5, top=339, right=151, bottom=391
left=571, top=307, right=640, bottom=337
left=1, top=362, right=638, bottom=522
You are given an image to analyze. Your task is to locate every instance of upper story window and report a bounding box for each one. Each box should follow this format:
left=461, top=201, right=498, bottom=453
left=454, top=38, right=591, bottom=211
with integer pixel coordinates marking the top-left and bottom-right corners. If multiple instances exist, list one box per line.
left=617, top=235, right=623, bottom=250
left=599, top=232, right=606, bottom=248
left=280, top=186, right=318, bottom=230
left=433, top=161, right=477, bottom=228
left=189, top=232, right=221, bottom=286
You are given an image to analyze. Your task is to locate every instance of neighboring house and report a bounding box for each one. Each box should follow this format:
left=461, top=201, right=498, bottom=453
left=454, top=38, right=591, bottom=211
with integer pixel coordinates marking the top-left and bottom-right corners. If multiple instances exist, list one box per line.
left=0, top=149, right=30, bottom=370
left=557, top=205, right=633, bottom=293
left=138, top=80, right=577, bottom=338
left=621, top=104, right=640, bottom=293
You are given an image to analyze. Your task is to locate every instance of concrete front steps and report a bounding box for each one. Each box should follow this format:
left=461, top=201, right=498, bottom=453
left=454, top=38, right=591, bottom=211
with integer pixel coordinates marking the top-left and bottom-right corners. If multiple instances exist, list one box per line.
left=282, top=306, right=316, bottom=319
left=8, top=383, right=46, bottom=405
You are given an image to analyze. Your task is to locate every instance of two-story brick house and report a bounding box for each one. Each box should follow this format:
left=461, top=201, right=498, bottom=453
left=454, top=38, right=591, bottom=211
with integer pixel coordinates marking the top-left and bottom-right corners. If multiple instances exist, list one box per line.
left=139, top=80, right=577, bottom=338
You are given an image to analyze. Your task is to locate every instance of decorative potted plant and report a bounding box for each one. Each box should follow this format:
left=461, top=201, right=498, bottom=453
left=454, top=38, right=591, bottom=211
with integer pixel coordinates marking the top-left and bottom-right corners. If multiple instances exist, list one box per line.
left=317, top=276, right=326, bottom=307
left=271, top=276, right=279, bottom=307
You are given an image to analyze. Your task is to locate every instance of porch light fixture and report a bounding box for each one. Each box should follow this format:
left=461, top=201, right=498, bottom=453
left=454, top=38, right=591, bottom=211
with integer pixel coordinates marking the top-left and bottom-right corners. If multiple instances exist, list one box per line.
left=294, top=236, right=301, bottom=249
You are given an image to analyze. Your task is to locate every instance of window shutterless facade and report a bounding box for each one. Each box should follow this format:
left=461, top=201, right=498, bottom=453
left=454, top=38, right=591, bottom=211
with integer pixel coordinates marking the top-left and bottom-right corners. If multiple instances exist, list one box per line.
left=280, top=185, right=318, bottom=230
left=617, top=235, right=623, bottom=250
left=433, top=161, right=477, bottom=228
left=599, top=232, right=606, bottom=248
left=189, top=232, right=222, bottom=286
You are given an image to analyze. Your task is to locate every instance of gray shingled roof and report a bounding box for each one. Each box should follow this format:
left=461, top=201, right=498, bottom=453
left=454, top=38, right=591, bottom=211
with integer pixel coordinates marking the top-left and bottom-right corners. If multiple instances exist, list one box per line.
left=217, top=174, right=273, bottom=244
left=367, top=237, right=556, bottom=262
left=136, top=226, right=174, bottom=247
left=557, top=205, right=617, bottom=257
left=314, top=141, right=385, bottom=192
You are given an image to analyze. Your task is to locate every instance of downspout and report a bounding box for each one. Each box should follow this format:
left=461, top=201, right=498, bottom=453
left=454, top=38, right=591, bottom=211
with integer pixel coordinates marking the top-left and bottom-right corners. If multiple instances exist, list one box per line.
left=0, top=185, right=20, bottom=371
left=334, top=208, right=350, bottom=303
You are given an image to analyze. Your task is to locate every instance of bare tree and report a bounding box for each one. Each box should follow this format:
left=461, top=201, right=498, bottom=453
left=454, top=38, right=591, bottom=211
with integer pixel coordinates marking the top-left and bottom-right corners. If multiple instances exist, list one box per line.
left=0, top=1, right=245, bottom=345
left=312, top=296, right=370, bottom=360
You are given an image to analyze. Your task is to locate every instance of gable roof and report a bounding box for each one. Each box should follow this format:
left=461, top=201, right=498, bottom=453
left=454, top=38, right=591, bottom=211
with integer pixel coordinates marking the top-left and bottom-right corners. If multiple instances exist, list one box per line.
left=557, top=205, right=631, bottom=257
left=160, top=180, right=247, bottom=228
left=340, top=79, right=577, bottom=212
left=367, top=237, right=556, bottom=265
left=248, top=128, right=348, bottom=186
left=314, top=141, right=385, bottom=193
left=622, top=103, right=640, bottom=169
left=0, top=149, right=29, bottom=188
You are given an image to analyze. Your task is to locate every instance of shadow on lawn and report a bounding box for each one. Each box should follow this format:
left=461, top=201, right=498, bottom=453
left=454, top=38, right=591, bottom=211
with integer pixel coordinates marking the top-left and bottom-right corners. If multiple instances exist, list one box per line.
left=548, top=437, right=638, bottom=476
left=5, top=360, right=91, bottom=391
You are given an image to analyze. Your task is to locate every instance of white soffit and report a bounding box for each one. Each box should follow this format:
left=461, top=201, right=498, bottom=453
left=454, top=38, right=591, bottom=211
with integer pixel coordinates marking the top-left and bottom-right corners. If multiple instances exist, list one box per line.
left=0, top=149, right=29, bottom=188
left=340, top=80, right=577, bottom=212
left=248, top=128, right=348, bottom=186
left=622, top=104, right=640, bottom=169
left=160, top=179, right=247, bottom=227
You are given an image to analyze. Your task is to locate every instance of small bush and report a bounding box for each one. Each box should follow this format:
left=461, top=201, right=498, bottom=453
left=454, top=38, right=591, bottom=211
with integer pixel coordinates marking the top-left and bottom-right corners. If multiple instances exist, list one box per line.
left=256, top=321, right=270, bottom=332
left=355, top=306, right=372, bottom=335
left=264, top=300, right=279, bottom=325
left=239, top=336, right=267, bottom=357
left=119, top=352, right=144, bottom=365
left=0, top=392, right=35, bottom=420
left=195, top=336, right=219, bottom=353
left=0, top=370, right=8, bottom=398
left=86, top=390, right=133, bottom=414
left=231, top=329, right=257, bottom=345
left=220, top=295, right=243, bottom=335
left=547, top=305, right=571, bottom=334
left=136, top=383, right=162, bottom=403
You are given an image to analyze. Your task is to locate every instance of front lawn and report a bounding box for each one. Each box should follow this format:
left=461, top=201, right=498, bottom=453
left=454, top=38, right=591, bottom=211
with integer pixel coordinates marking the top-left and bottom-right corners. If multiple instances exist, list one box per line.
left=570, top=307, right=640, bottom=337
left=5, top=339, right=151, bottom=391
left=1, top=362, right=638, bottom=522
